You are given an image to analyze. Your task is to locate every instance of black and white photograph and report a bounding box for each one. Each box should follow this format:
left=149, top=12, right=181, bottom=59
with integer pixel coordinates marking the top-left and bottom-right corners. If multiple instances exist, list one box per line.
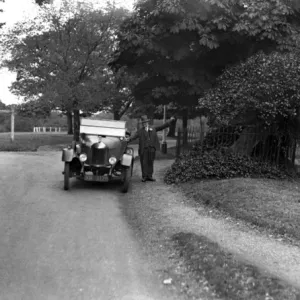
left=1, top=0, right=300, bottom=299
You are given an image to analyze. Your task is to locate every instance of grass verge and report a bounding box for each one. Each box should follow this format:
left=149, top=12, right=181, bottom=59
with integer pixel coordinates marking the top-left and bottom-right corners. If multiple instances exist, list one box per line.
left=180, top=178, right=300, bottom=241
left=0, top=133, right=73, bottom=151
left=172, top=232, right=300, bottom=300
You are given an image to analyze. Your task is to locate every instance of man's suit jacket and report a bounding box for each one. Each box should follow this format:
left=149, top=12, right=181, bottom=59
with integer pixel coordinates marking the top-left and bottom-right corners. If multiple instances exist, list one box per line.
left=130, top=120, right=173, bottom=156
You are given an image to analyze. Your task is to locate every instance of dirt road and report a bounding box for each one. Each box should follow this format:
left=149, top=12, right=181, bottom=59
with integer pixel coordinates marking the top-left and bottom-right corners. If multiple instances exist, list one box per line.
left=129, top=160, right=300, bottom=290
left=0, top=152, right=179, bottom=300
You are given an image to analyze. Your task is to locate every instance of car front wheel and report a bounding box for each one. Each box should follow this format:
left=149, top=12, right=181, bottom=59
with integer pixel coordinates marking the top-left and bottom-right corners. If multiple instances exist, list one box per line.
left=121, top=165, right=132, bottom=193
left=64, top=162, right=70, bottom=190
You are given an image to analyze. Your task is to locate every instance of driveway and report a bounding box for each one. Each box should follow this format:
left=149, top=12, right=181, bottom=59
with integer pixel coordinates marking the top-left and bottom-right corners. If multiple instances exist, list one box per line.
left=0, top=152, right=180, bottom=300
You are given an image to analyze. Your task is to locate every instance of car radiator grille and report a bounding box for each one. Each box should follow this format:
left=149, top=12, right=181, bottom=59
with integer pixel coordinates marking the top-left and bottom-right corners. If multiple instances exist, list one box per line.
left=88, top=147, right=108, bottom=165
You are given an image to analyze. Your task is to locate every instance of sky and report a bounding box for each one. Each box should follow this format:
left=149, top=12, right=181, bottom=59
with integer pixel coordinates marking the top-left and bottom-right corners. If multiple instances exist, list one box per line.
left=0, top=0, right=135, bottom=105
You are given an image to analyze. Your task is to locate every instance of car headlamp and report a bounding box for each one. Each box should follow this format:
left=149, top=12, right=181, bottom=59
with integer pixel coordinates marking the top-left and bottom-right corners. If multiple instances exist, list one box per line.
left=76, top=144, right=81, bottom=153
left=125, top=148, right=133, bottom=155
left=79, top=153, right=87, bottom=162
left=80, top=137, right=86, bottom=144
left=109, top=156, right=117, bottom=165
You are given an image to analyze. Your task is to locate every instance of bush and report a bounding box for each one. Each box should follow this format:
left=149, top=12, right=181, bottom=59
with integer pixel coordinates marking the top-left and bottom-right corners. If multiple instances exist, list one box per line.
left=164, top=150, right=291, bottom=184
left=0, top=112, right=67, bottom=133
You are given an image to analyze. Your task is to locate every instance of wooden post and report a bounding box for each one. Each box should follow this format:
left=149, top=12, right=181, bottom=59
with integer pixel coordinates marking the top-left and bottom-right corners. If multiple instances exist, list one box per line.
left=11, top=106, right=15, bottom=143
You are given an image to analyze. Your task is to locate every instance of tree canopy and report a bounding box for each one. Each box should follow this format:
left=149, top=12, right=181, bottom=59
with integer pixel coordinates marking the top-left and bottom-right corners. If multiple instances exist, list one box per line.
left=35, top=0, right=51, bottom=6
left=16, top=99, right=52, bottom=119
left=0, top=100, right=7, bottom=110
left=3, top=6, right=117, bottom=110
left=110, top=0, right=300, bottom=117
left=1, top=1, right=132, bottom=139
left=0, top=0, right=5, bottom=29
left=199, top=50, right=300, bottom=129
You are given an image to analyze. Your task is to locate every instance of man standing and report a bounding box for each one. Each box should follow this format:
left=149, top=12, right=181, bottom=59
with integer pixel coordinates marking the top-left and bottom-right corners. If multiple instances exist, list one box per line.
left=128, top=115, right=176, bottom=182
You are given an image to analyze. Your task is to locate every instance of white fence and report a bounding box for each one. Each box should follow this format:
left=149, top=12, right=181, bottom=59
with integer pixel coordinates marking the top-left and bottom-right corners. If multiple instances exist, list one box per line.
left=33, top=127, right=63, bottom=133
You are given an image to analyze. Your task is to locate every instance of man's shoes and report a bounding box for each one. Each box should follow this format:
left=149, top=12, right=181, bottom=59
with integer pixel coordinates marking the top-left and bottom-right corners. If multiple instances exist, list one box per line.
left=147, top=177, right=156, bottom=182
left=141, top=177, right=156, bottom=182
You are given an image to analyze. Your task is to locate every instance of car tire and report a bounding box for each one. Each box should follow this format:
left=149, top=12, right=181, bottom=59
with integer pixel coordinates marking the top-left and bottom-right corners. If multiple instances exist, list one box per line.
left=131, top=161, right=134, bottom=176
left=64, top=162, right=70, bottom=190
left=121, top=165, right=132, bottom=193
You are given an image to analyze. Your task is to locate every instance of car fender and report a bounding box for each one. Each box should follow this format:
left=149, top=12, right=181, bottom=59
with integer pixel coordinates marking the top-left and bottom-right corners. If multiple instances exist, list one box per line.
left=121, top=153, right=133, bottom=167
left=62, top=148, right=74, bottom=162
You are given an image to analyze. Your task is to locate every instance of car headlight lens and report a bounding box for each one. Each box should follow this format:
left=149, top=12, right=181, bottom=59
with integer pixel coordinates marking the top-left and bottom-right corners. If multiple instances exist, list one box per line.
left=79, top=153, right=87, bottom=162
left=76, top=144, right=81, bottom=153
left=109, top=156, right=117, bottom=165
left=126, top=148, right=133, bottom=155
left=119, top=137, right=124, bottom=141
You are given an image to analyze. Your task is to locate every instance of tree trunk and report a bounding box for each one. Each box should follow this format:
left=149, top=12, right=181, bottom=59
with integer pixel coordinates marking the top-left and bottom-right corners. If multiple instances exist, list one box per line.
left=113, top=111, right=120, bottom=120
left=148, top=104, right=155, bottom=125
left=73, top=109, right=80, bottom=142
left=67, top=111, right=73, bottom=135
left=230, top=127, right=268, bottom=156
left=167, top=117, right=177, bottom=137
left=182, top=108, right=188, bottom=145
left=117, top=99, right=133, bottom=120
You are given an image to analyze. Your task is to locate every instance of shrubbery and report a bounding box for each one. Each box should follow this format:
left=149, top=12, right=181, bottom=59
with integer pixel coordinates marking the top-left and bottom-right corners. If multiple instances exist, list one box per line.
left=164, top=149, right=291, bottom=184
left=0, top=112, right=67, bottom=132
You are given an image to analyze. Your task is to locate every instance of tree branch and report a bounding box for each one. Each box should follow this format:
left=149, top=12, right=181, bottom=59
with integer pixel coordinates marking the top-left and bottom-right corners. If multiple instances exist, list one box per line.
left=118, top=96, right=133, bottom=118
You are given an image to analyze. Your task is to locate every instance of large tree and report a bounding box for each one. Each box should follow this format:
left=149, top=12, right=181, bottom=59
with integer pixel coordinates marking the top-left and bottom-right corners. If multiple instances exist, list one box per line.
left=110, top=0, right=300, bottom=126
left=200, top=51, right=300, bottom=126
left=2, top=1, right=131, bottom=141
left=200, top=50, right=300, bottom=157
left=97, top=66, right=139, bottom=121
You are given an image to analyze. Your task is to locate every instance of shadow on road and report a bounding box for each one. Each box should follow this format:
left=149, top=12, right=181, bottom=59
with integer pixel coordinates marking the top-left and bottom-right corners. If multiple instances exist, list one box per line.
left=63, top=176, right=140, bottom=193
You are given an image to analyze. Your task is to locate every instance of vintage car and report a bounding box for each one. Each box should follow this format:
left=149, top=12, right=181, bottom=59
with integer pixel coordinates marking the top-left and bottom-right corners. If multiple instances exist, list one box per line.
left=61, top=118, right=134, bottom=193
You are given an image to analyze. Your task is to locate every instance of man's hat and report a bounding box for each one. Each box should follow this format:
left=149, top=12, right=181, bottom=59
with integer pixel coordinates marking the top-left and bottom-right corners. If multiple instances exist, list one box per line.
left=139, top=115, right=150, bottom=123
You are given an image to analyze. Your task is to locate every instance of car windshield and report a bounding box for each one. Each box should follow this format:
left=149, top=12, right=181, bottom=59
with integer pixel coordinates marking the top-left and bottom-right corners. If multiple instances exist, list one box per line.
left=80, top=133, right=121, bottom=141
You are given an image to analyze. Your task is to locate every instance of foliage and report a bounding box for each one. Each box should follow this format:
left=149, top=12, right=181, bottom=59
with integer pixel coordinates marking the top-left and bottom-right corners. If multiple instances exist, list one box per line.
left=98, top=66, right=140, bottom=120
left=199, top=50, right=300, bottom=128
left=1, top=1, right=132, bottom=139
left=16, top=100, right=51, bottom=119
left=0, top=114, right=38, bottom=132
left=164, top=149, right=291, bottom=184
left=110, top=0, right=300, bottom=112
left=0, top=100, right=7, bottom=110
left=35, top=0, right=50, bottom=6
left=3, top=4, right=117, bottom=111
left=0, top=0, right=5, bottom=29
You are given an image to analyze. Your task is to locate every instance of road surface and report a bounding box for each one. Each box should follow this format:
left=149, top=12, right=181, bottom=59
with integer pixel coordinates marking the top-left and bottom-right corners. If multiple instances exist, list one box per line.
left=0, top=152, right=177, bottom=300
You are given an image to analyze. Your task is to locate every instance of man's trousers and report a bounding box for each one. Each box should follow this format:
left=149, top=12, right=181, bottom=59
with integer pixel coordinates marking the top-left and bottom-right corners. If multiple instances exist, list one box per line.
left=140, top=147, right=156, bottom=179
